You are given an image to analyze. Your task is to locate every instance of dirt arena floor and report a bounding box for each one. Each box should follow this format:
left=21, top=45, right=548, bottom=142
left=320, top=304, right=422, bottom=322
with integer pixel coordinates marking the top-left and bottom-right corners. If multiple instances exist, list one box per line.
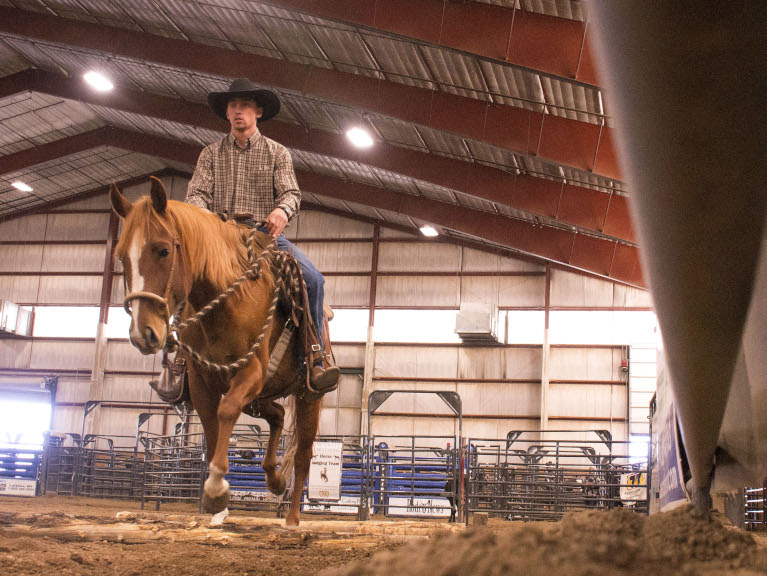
left=1, top=496, right=766, bottom=575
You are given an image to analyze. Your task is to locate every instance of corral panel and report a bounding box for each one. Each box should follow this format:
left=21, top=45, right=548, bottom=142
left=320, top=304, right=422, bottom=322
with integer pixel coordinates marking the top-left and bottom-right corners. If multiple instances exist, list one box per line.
left=369, top=380, right=457, bottom=415
left=461, top=247, right=545, bottom=273
left=44, top=213, right=110, bottom=241
left=0, top=244, right=43, bottom=272
left=37, top=276, right=101, bottom=304
left=41, top=244, right=106, bottom=272
left=373, top=345, right=458, bottom=379
left=0, top=338, right=32, bottom=368
left=0, top=276, right=40, bottom=303
left=549, top=347, right=622, bottom=381
left=550, top=269, right=613, bottom=307
left=375, top=276, right=459, bottom=307
left=105, top=340, right=161, bottom=373
left=323, top=276, right=370, bottom=307
left=0, top=214, right=47, bottom=241
left=296, top=211, right=374, bottom=238
left=29, top=340, right=95, bottom=371
left=377, top=243, right=461, bottom=272
left=294, top=242, right=373, bottom=273
left=549, top=383, right=627, bottom=419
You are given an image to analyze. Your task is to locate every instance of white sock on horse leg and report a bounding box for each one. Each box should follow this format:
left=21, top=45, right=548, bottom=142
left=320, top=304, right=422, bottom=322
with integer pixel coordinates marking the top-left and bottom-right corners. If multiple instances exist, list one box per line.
left=209, top=507, right=229, bottom=527
left=204, top=464, right=230, bottom=498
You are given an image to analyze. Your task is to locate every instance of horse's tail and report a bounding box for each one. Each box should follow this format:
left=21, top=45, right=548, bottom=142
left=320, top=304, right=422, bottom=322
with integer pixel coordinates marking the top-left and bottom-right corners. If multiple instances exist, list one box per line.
left=278, top=396, right=299, bottom=495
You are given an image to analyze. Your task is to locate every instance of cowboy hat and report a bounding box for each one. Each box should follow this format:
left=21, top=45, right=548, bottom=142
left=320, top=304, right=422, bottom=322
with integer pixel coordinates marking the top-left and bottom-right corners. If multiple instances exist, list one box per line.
left=207, top=78, right=281, bottom=123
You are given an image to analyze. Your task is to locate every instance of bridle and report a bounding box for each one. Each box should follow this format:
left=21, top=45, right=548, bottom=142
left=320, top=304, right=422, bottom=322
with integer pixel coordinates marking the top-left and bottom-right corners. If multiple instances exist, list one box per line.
left=122, top=236, right=182, bottom=322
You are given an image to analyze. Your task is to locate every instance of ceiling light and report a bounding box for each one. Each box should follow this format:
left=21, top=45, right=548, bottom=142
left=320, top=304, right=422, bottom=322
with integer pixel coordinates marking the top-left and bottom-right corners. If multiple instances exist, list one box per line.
left=346, top=127, right=373, bottom=148
left=83, top=71, right=114, bottom=92
left=11, top=181, right=33, bottom=193
left=419, top=225, right=438, bottom=237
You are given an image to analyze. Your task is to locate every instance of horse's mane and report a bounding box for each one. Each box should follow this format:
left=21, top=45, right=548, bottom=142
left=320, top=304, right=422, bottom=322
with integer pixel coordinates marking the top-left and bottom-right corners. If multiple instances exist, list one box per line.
left=115, top=198, right=254, bottom=291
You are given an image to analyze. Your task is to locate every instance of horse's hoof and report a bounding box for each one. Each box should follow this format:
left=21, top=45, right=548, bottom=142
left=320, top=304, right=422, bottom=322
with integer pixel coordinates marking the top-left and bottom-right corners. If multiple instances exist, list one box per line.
left=285, top=515, right=299, bottom=527
left=267, top=476, right=286, bottom=496
left=202, top=490, right=230, bottom=514
left=209, top=507, right=230, bottom=528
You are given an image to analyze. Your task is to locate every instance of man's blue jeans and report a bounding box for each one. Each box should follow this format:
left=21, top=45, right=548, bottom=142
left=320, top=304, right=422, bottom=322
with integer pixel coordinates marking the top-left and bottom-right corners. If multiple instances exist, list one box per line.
left=257, top=226, right=325, bottom=352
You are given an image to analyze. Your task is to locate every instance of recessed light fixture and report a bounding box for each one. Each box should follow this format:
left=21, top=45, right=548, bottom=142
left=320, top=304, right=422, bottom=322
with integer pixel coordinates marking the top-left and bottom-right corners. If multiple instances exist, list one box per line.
left=11, top=181, right=33, bottom=193
left=419, top=225, right=438, bottom=237
left=83, top=71, right=114, bottom=92
left=346, top=127, right=373, bottom=148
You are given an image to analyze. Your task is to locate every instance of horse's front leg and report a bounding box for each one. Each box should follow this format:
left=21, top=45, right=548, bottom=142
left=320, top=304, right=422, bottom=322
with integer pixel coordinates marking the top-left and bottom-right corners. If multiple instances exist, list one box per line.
left=202, top=359, right=265, bottom=515
left=286, top=396, right=322, bottom=527
left=257, top=401, right=287, bottom=495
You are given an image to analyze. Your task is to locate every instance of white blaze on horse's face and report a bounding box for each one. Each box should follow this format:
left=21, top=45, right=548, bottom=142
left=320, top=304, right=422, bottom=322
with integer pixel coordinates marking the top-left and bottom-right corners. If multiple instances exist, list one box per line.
left=128, top=232, right=145, bottom=343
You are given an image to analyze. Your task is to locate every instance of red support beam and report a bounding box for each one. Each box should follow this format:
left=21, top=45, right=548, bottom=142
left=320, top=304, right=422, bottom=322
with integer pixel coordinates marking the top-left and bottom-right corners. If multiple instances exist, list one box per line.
left=1, top=69, right=634, bottom=243
left=1, top=125, right=642, bottom=285
left=262, top=1, right=598, bottom=85
left=0, top=6, right=620, bottom=180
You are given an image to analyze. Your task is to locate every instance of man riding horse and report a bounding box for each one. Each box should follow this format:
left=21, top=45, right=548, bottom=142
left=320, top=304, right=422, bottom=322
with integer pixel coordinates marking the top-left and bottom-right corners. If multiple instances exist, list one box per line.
left=186, top=77, right=340, bottom=393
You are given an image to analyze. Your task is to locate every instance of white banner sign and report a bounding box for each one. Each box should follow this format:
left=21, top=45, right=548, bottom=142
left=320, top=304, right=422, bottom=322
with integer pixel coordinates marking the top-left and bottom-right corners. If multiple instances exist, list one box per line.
left=230, top=489, right=279, bottom=504
left=302, top=494, right=360, bottom=515
left=308, top=441, right=343, bottom=501
left=0, top=478, right=37, bottom=497
left=387, top=496, right=451, bottom=518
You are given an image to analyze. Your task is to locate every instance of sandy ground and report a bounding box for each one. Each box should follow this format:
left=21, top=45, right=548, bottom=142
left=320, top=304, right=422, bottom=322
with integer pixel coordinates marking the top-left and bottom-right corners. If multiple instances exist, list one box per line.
left=1, top=496, right=766, bottom=575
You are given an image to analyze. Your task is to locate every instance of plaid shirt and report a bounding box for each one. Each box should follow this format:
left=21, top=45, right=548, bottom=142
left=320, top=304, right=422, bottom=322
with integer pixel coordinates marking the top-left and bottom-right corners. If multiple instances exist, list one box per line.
left=185, top=131, right=300, bottom=223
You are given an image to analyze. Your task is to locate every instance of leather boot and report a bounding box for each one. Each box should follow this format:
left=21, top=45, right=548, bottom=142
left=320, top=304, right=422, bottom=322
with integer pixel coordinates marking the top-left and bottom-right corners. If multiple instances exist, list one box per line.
left=310, top=358, right=341, bottom=392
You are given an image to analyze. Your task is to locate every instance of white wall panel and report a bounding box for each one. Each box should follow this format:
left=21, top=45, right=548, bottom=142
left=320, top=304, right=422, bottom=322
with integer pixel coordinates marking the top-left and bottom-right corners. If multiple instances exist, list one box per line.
left=549, top=383, right=627, bottom=419
left=52, top=406, right=82, bottom=437
left=0, top=244, right=43, bottom=272
left=55, top=375, right=91, bottom=404
left=111, top=276, right=125, bottom=305
left=105, top=341, right=161, bottom=372
left=457, top=382, right=539, bottom=416
left=550, top=269, right=613, bottom=307
left=61, top=193, right=111, bottom=210
left=37, top=275, right=101, bottom=303
left=456, top=347, right=542, bottom=380
left=29, top=340, right=95, bottom=370
left=613, top=283, right=653, bottom=307
left=463, top=418, right=538, bottom=440
left=0, top=276, right=40, bottom=303
left=296, top=211, right=373, bottom=238
left=0, top=339, right=32, bottom=368
left=378, top=243, right=461, bottom=272
left=45, top=213, right=110, bottom=241
left=461, top=248, right=545, bottom=273
left=374, top=345, right=458, bottom=379
left=102, top=375, right=154, bottom=403
left=549, top=347, right=621, bottom=381
left=323, top=275, right=370, bottom=307
left=41, top=244, right=105, bottom=272
left=0, top=214, right=47, bottom=242
left=368, top=415, right=457, bottom=438
left=376, top=276, right=459, bottom=307
left=121, top=180, right=152, bottom=202
left=332, top=344, right=365, bottom=366
left=460, top=275, right=545, bottom=307
left=379, top=228, right=418, bottom=239
left=295, top=242, right=372, bottom=272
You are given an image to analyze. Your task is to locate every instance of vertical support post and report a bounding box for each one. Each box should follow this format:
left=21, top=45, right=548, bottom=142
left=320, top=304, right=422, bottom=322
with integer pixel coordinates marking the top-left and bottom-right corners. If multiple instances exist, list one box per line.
left=86, top=211, right=119, bottom=436
left=540, top=265, right=552, bottom=431
left=361, top=224, right=380, bottom=436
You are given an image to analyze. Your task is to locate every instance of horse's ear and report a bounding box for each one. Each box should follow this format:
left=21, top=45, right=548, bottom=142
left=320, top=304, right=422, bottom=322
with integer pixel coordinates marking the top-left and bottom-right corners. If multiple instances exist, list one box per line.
left=110, top=183, right=132, bottom=219
left=149, top=176, right=168, bottom=214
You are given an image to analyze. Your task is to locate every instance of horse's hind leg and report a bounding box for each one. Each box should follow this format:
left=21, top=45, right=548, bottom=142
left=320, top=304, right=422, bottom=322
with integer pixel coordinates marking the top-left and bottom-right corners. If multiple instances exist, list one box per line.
left=286, top=396, right=322, bottom=527
left=257, top=401, right=287, bottom=495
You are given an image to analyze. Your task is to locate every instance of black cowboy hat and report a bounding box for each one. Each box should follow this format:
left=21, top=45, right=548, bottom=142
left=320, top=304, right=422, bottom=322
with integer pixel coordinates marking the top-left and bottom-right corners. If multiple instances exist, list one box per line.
left=207, top=78, right=281, bottom=123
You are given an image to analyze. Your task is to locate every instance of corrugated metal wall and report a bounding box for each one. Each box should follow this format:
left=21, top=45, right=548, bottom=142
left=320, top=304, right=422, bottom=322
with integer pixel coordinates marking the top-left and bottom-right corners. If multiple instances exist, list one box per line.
left=0, top=176, right=650, bottom=446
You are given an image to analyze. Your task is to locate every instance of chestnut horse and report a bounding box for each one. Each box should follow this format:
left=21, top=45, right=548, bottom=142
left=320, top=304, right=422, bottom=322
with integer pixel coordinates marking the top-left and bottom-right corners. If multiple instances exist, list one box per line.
left=111, top=176, right=322, bottom=526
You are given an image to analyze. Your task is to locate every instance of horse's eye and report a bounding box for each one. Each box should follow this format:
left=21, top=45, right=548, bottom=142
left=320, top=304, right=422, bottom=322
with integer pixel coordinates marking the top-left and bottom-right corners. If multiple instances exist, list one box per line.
left=159, top=248, right=170, bottom=258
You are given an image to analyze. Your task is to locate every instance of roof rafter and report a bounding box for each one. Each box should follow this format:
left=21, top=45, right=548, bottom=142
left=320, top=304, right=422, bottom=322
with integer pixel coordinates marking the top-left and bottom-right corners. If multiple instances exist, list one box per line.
left=0, top=5, right=621, bottom=180
left=261, top=0, right=599, bottom=85
left=0, top=124, right=643, bottom=286
left=0, top=69, right=634, bottom=243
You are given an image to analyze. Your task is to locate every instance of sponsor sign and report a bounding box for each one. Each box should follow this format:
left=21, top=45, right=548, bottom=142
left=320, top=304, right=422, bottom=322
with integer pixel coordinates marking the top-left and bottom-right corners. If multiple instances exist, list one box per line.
left=0, top=478, right=37, bottom=497
left=308, top=441, right=343, bottom=501
left=620, top=472, right=647, bottom=506
left=302, top=494, right=360, bottom=515
left=387, top=496, right=451, bottom=518
left=230, top=489, right=279, bottom=504
left=658, top=405, right=687, bottom=511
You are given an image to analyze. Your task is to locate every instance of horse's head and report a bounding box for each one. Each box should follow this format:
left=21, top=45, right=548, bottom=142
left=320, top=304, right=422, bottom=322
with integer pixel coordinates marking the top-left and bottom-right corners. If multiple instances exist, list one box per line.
left=111, top=177, right=188, bottom=355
